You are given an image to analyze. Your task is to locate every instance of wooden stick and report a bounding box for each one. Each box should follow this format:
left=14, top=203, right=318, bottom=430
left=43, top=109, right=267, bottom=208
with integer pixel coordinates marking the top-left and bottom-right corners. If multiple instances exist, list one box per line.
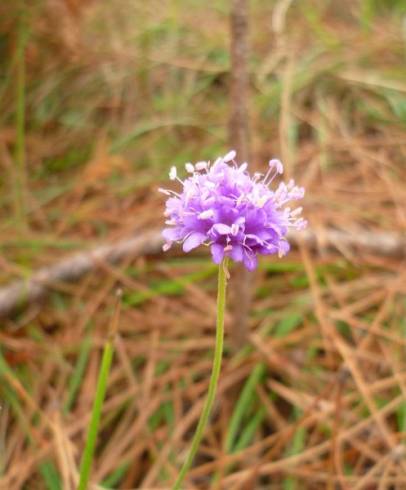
left=229, top=0, right=252, bottom=349
left=0, top=228, right=404, bottom=318
left=0, top=231, right=162, bottom=318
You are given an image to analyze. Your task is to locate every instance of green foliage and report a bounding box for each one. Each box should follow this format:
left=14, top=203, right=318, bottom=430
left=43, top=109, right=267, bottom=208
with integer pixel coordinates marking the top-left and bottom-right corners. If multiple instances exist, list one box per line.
left=123, top=266, right=216, bottom=306
left=274, top=313, right=303, bottom=338
left=64, top=331, right=93, bottom=414
left=225, top=363, right=266, bottom=453
left=39, top=461, right=61, bottom=490
left=148, top=399, right=175, bottom=432
left=42, top=145, right=92, bottom=175
left=100, top=462, right=130, bottom=488
left=283, top=409, right=306, bottom=490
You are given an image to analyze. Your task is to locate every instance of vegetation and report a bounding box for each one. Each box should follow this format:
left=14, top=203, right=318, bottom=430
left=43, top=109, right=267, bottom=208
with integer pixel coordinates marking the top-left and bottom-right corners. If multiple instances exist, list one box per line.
left=1, top=0, right=406, bottom=488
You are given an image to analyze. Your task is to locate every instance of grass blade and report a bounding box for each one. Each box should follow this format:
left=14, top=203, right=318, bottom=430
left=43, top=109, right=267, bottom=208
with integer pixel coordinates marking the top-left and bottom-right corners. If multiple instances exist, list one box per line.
left=77, top=293, right=121, bottom=490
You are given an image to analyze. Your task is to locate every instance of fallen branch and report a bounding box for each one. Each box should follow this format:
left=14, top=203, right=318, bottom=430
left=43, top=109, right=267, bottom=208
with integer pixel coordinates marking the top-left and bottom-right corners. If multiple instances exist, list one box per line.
left=0, top=228, right=404, bottom=318
left=0, top=230, right=163, bottom=319
left=298, top=228, right=406, bottom=260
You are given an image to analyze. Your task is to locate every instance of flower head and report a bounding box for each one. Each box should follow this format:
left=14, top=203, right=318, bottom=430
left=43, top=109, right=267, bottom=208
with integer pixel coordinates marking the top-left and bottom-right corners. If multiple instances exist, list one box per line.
left=160, top=152, right=307, bottom=270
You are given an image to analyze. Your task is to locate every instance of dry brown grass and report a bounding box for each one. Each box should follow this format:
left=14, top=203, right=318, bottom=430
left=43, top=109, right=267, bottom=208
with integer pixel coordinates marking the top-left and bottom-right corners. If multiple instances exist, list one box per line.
left=1, top=0, right=406, bottom=489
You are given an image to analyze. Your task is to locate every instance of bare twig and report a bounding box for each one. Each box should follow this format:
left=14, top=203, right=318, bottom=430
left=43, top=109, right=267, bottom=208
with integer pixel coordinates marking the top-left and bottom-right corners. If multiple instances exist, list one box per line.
left=229, top=0, right=252, bottom=349
left=0, top=230, right=162, bottom=318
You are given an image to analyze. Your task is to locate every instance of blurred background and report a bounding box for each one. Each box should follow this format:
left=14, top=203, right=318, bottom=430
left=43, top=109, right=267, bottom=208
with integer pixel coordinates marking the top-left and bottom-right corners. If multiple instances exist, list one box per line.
left=1, top=0, right=406, bottom=488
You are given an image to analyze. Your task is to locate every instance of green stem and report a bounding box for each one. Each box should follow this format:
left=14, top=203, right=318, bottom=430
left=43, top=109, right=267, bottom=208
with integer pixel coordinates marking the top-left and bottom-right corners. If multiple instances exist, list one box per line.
left=77, top=339, right=114, bottom=490
left=172, top=258, right=229, bottom=490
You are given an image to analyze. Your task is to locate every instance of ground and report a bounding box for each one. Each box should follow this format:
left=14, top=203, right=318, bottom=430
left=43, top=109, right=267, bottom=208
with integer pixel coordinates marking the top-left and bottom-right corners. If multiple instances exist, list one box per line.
left=1, top=1, right=406, bottom=488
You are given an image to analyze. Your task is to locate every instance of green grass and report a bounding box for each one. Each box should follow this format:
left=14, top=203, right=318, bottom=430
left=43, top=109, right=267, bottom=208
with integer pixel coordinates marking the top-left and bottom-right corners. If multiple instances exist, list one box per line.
left=282, top=409, right=307, bottom=490
left=123, top=265, right=217, bottom=306
left=13, top=0, right=28, bottom=229
left=77, top=333, right=116, bottom=490
left=225, top=363, right=267, bottom=453
left=64, top=330, right=93, bottom=414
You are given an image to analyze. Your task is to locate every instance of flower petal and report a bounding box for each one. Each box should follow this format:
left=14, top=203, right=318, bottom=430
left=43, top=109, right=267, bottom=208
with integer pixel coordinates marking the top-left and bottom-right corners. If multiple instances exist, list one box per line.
left=243, top=252, right=258, bottom=271
left=278, top=240, right=290, bottom=257
left=198, top=209, right=214, bottom=220
left=230, top=245, right=243, bottom=262
left=269, top=159, right=283, bottom=174
left=213, top=223, right=232, bottom=235
left=162, top=228, right=183, bottom=241
left=245, top=233, right=263, bottom=245
left=211, top=244, right=224, bottom=264
left=223, top=150, right=236, bottom=162
left=182, top=232, right=206, bottom=252
left=260, top=244, right=278, bottom=255
left=160, top=153, right=306, bottom=267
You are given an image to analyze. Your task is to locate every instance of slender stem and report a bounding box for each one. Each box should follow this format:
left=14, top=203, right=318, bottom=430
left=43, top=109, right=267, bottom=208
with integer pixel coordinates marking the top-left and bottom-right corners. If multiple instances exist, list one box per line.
left=172, top=258, right=229, bottom=490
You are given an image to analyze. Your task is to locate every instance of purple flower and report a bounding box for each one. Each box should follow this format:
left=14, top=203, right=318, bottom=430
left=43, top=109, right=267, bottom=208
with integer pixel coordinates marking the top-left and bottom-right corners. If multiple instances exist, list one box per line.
left=159, top=151, right=307, bottom=271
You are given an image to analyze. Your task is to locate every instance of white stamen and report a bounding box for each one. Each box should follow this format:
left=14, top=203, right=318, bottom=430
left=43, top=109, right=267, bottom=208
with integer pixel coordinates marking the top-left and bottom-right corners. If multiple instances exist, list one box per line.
left=223, top=150, right=236, bottom=162
left=198, top=209, right=214, bottom=220
left=260, top=196, right=268, bottom=207
left=269, top=159, right=284, bottom=174
left=290, top=206, right=303, bottom=217
left=185, top=163, right=194, bottom=173
left=163, top=243, right=172, bottom=252
left=263, top=159, right=283, bottom=186
left=169, top=166, right=177, bottom=180
left=195, top=161, right=208, bottom=171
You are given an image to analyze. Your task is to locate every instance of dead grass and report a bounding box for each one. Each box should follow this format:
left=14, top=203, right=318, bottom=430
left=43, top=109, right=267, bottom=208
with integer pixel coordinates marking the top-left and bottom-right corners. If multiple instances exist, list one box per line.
left=1, top=0, right=406, bottom=488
